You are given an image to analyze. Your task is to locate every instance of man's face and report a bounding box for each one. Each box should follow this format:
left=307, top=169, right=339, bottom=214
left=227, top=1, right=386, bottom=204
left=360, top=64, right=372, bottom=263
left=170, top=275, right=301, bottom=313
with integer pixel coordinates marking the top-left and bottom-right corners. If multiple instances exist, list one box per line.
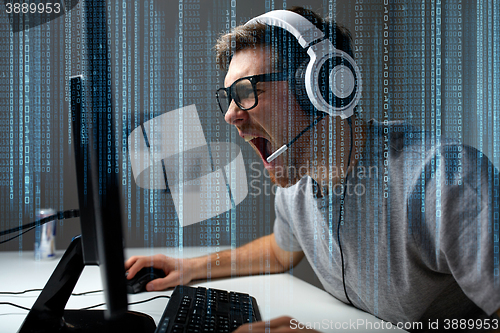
left=223, top=46, right=313, bottom=188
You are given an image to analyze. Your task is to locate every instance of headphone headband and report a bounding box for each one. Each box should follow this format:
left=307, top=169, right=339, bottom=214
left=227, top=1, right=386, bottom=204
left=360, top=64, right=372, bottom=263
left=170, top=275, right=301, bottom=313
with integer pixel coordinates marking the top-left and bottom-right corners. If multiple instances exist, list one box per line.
left=245, top=10, right=324, bottom=48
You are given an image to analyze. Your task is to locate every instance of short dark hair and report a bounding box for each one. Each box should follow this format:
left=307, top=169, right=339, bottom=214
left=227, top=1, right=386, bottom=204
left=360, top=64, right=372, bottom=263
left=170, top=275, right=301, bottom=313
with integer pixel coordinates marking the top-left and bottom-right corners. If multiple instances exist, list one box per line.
left=215, top=6, right=354, bottom=73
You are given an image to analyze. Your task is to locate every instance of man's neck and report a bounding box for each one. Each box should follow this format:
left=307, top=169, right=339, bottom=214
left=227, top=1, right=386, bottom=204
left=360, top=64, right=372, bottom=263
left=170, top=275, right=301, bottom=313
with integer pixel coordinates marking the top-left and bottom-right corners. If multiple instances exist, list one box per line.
left=307, top=116, right=368, bottom=197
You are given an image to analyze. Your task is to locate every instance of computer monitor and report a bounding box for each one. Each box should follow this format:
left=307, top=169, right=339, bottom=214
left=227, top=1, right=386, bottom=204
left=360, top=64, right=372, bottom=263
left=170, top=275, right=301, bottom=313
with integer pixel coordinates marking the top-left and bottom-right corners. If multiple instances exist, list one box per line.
left=17, top=71, right=156, bottom=333
left=16, top=1, right=156, bottom=332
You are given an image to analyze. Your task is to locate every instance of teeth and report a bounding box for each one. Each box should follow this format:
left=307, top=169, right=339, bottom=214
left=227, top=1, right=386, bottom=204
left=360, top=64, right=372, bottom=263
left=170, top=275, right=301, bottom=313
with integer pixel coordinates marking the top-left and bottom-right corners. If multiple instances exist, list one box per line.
left=244, top=136, right=256, bottom=142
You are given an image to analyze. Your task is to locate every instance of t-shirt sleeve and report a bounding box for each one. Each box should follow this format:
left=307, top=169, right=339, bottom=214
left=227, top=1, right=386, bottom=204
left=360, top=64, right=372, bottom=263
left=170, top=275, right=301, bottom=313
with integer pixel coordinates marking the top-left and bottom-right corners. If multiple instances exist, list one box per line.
left=416, top=145, right=500, bottom=315
left=273, top=187, right=303, bottom=252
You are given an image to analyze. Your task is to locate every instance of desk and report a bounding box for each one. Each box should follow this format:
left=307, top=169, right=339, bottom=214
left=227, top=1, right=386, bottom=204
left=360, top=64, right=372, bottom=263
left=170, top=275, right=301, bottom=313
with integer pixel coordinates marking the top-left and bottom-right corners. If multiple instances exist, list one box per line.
left=0, top=247, right=405, bottom=332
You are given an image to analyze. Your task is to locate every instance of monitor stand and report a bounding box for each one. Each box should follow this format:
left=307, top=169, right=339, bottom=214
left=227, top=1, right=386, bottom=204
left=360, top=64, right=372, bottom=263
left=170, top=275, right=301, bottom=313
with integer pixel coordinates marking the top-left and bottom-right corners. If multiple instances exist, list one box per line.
left=17, top=237, right=156, bottom=333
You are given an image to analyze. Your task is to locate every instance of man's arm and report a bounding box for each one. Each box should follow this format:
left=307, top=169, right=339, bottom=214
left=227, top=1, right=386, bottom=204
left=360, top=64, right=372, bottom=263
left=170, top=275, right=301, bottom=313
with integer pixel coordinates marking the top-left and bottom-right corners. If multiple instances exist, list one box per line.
left=190, top=232, right=304, bottom=280
left=125, top=233, right=304, bottom=291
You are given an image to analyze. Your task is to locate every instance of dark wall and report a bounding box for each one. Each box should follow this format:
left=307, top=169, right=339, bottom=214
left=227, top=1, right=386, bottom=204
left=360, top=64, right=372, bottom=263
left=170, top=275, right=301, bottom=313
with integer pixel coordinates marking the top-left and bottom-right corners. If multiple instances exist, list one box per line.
left=0, top=0, right=498, bottom=253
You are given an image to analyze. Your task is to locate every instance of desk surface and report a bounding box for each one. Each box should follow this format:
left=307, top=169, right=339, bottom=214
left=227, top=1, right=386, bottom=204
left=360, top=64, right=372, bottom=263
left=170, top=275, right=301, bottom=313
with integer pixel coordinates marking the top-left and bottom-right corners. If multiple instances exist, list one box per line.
left=0, top=247, right=404, bottom=332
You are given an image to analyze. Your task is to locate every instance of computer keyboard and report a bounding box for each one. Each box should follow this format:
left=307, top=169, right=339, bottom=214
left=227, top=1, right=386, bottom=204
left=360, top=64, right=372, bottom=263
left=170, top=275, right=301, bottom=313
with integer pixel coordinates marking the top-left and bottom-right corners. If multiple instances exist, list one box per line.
left=155, top=285, right=261, bottom=333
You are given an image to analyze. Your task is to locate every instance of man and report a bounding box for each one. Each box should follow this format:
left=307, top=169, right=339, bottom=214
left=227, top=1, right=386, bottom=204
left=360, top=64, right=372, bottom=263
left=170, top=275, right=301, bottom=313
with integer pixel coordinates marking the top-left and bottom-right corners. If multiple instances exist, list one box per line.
left=126, top=7, right=500, bottom=332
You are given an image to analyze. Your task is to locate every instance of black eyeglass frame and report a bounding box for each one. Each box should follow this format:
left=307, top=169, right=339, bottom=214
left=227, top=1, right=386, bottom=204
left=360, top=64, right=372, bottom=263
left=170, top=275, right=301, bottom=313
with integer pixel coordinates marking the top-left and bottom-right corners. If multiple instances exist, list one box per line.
left=216, top=72, right=288, bottom=115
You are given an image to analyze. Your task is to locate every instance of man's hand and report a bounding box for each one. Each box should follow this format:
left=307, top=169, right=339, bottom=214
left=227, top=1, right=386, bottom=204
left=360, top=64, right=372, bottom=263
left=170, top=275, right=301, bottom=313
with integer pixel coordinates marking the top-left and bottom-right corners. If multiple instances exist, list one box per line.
left=234, top=316, right=321, bottom=333
left=125, top=254, right=197, bottom=291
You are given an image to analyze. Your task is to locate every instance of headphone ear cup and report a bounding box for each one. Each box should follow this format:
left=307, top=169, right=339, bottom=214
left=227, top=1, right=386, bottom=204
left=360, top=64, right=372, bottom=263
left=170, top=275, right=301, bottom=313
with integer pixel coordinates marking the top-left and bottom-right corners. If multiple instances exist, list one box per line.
left=318, top=56, right=358, bottom=110
left=292, top=60, right=317, bottom=115
left=293, top=54, right=359, bottom=117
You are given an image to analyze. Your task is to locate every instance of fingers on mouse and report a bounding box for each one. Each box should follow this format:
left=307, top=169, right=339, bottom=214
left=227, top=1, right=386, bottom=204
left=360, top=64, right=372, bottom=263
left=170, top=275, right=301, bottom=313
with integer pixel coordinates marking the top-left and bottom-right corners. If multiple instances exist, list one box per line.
left=125, top=267, right=166, bottom=294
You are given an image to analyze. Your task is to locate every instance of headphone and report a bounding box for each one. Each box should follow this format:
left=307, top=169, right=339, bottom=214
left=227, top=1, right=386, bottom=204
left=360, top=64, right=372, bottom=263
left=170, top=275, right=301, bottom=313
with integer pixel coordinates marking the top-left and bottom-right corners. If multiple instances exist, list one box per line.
left=245, top=10, right=362, bottom=119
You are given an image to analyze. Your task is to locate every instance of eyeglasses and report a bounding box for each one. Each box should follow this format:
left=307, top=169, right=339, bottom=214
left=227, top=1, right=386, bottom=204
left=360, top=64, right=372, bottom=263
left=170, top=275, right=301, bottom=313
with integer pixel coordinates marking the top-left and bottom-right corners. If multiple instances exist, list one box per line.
left=216, top=72, right=288, bottom=115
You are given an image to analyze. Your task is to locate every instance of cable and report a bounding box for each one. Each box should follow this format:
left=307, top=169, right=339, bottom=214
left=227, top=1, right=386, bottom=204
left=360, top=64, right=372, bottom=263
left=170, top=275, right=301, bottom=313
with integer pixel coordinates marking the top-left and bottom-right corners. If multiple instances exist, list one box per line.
left=0, top=289, right=104, bottom=314
left=333, top=121, right=391, bottom=323
left=80, top=295, right=171, bottom=310
left=0, top=209, right=80, bottom=236
left=0, top=209, right=80, bottom=245
left=0, top=294, right=171, bottom=312
left=0, top=227, right=37, bottom=245
left=337, top=117, right=354, bottom=307
left=128, top=295, right=170, bottom=306
left=78, top=302, right=105, bottom=311
left=0, top=302, right=31, bottom=311
left=0, top=289, right=43, bottom=295
left=71, top=290, right=103, bottom=296
left=0, top=289, right=102, bottom=296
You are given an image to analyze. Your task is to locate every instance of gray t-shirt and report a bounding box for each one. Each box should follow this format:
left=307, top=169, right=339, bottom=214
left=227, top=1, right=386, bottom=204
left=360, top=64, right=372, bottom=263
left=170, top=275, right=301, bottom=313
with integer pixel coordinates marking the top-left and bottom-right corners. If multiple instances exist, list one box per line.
left=274, top=120, right=500, bottom=328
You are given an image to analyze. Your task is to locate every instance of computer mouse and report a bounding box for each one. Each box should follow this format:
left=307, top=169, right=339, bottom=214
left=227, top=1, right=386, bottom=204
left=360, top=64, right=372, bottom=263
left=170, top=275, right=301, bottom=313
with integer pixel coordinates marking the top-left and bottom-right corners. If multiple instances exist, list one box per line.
left=126, top=267, right=166, bottom=294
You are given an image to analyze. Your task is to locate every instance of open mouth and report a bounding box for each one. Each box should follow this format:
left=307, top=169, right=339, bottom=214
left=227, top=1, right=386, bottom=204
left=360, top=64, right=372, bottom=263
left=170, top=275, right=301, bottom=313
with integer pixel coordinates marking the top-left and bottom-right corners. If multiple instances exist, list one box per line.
left=249, top=137, right=273, bottom=162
